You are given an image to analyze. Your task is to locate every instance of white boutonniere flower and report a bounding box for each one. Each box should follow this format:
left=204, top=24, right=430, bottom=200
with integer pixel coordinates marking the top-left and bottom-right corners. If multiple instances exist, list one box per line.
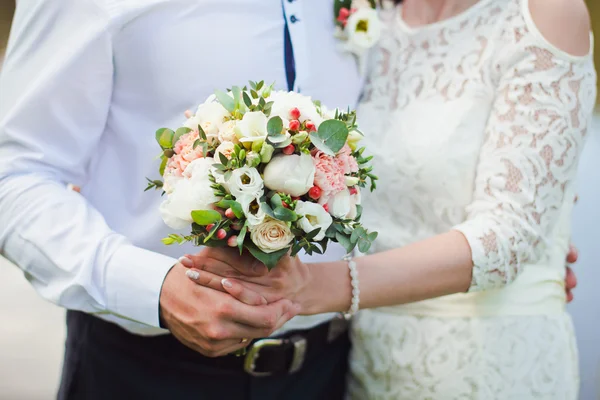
left=334, top=0, right=382, bottom=74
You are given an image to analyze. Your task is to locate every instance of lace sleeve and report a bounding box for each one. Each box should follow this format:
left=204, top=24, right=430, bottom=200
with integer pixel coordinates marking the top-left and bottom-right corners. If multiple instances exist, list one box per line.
left=453, top=28, right=597, bottom=292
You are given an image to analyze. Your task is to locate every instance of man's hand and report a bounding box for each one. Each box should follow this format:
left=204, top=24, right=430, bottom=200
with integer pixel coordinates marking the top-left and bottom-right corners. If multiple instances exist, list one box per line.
left=159, top=262, right=300, bottom=358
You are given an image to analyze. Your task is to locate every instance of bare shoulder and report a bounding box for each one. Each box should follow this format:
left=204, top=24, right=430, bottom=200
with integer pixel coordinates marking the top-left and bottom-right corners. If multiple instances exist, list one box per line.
left=528, top=0, right=591, bottom=56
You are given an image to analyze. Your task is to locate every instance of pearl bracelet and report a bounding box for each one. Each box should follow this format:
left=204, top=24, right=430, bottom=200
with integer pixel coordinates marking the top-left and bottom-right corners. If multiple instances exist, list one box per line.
left=343, top=255, right=360, bottom=319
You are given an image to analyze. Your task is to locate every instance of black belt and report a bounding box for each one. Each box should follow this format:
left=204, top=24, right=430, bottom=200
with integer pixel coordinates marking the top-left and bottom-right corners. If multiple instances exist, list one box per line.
left=73, top=310, right=350, bottom=379
left=197, top=315, right=350, bottom=377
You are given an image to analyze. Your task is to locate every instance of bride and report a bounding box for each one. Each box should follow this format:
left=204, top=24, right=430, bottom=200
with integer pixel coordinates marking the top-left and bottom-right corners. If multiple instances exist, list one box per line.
left=186, top=0, right=596, bottom=398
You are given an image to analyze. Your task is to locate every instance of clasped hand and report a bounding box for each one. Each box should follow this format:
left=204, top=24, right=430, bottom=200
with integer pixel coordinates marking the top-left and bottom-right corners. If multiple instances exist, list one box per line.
left=158, top=247, right=309, bottom=358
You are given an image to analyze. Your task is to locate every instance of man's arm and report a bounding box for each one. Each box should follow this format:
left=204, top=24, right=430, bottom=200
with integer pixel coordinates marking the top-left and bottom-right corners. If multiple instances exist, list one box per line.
left=0, top=0, right=176, bottom=331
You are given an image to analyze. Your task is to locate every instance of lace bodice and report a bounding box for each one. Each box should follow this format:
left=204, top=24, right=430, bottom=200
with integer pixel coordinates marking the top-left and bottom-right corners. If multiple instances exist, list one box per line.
left=359, top=0, right=596, bottom=292
left=348, top=1, right=595, bottom=399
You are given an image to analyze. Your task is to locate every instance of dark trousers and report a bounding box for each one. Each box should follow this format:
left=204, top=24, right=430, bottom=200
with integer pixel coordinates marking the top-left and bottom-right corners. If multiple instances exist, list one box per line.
left=57, top=311, right=350, bottom=400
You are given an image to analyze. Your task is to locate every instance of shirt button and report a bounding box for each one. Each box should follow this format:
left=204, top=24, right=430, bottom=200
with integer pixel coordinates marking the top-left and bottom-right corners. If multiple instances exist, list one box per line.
left=290, top=15, right=299, bottom=23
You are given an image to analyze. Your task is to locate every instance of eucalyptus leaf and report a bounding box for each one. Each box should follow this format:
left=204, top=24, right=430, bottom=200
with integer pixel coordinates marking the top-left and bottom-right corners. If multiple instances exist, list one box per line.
left=309, top=120, right=349, bottom=156
left=335, top=232, right=355, bottom=254
left=159, top=156, right=168, bottom=176
left=214, top=89, right=236, bottom=113
left=358, top=239, right=371, bottom=254
left=270, top=193, right=283, bottom=209
left=173, top=127, right=192, bottom=147
left=156, top=128, right=175, bottom=149
left=267, top=116, right=283, bottom=137
left=273, top=206, right=298, bottom=222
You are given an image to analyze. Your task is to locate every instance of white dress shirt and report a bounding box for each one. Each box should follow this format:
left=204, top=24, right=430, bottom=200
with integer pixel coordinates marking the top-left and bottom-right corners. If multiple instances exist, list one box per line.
left=0, top=0, right=362, bottom=335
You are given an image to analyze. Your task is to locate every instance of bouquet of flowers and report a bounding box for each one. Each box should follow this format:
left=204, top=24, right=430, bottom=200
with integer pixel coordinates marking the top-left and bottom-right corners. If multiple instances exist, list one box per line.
left=146, top=81, right=378, bottom=269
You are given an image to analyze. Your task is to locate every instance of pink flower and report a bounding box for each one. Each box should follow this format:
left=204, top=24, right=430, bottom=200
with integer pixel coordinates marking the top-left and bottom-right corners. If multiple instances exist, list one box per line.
left=336, top=145, right=359, bottom=174
left=164, top=130, right=204, bottom=177
left=312, top=150, right=346, bottom=197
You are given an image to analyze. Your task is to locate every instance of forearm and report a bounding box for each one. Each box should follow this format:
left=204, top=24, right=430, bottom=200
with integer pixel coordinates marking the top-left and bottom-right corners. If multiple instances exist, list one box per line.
left=303, top=230, right=473, bottom=314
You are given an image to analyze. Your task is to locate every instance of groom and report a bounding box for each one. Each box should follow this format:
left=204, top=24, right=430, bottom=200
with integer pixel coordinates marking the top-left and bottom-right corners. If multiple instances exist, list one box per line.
left=0, top=1, right=579, bottom=400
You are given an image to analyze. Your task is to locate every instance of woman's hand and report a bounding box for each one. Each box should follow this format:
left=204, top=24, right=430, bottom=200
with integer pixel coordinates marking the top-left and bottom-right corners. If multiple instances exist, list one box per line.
left=180, top=247, right=313, bottom=310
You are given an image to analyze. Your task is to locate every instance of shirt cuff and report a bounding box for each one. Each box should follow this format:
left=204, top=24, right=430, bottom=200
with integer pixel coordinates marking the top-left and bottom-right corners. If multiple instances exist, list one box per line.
left=105, top=244, right=177, bottom=327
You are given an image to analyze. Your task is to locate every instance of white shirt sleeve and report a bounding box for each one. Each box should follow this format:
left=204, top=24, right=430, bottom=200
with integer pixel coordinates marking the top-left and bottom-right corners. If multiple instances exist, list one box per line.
left=0, top=0, right=176, bottom=332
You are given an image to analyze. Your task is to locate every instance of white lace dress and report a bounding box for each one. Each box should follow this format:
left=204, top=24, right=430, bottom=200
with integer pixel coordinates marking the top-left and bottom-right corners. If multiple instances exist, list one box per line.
left=349, top=0, right=597, bottom=399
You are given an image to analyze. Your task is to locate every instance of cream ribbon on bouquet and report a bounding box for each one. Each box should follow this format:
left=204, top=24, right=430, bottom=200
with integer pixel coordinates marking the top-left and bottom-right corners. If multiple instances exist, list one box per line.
left=334, top=0, right=383, bottom=75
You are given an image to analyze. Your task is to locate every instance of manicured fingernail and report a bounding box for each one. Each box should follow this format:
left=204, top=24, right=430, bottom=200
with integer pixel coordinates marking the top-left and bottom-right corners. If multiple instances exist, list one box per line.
left=222, top=278, right=233, bottom=289
left=179, top=256, right=193, bottom=268
left=186, top=269, right=199, bottom=280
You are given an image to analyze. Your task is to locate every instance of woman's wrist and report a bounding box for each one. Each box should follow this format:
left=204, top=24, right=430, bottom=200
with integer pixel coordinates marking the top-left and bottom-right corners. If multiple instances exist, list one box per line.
left=295, top=260, right=353, bottom=315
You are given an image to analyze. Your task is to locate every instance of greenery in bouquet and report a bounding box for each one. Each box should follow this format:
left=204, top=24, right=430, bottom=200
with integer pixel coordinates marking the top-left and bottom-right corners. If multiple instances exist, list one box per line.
left=146, top=81, right=378, bottom=269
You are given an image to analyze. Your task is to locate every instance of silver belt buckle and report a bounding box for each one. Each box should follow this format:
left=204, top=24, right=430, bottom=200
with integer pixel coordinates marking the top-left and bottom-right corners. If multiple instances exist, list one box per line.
left=243, top=336, right=308, bottom=377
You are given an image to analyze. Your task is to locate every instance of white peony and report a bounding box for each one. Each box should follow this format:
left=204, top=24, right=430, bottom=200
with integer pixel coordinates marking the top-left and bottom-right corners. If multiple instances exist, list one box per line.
left=236, top=111, right=268, bottom=144
left=239, top=195, right=266, bottom=227
left=295, top=201, right=333, bottom=241
left=214, top=141, right=235, bottom=163
left=218, top=120, right=239, bottom=143
left=267, top=91, right=323, bottom=128
left=250, top=218, right=294, bottom=253
left=162, top=174, right=183, bottom=195
left=346, top=8, right=382, bottom=51
left=159, top=158, right=218, bottom=230
left=227, top=166, right=264, bottom=199
left=263, top=153, right=315, bottom=197
left=324, top=189, right=351, bottom=219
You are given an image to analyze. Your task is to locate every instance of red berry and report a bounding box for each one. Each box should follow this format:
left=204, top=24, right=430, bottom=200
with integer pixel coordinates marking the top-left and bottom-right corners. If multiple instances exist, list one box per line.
left=308, top=186, right=322, bottom=200
left=305, top=121, right=316, bottom=132
left=289, top=107, right=301, bottom=120
left=338, top=7, right=350, bottom=19
left=206, top=223, right=215, bottom=232
left=292, top=196, right=301, bottom=201
left=283, top=144, right=295, bottom=155
left=227, top=235, right=238, bottom=247
left=282, top=201, right=290, bottom=209
left=289, top=120, right=300, bottom=131
left=349, top=187, right=358, bottom=195
left=225, top=208, right=235, bottom=219
left=322, top=204, right=329, bottom=212
left=216, top=229, right=227, bottom=240
left=231, top=221, right=244, bottom=231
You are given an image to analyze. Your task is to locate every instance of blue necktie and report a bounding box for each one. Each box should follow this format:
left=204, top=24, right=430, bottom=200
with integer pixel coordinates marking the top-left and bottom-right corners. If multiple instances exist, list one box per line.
left=284, top=19, right=296, bottom=91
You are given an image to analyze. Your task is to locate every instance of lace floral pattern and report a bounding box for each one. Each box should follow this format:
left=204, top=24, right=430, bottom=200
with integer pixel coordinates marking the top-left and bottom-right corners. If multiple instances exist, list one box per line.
left=349, top=0, right=596, bottom=398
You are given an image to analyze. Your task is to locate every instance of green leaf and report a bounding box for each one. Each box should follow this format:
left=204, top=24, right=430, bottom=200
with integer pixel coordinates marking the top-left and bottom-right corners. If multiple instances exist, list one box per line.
left=367, top=231, right=378, bottom=241
left=358, top=239, right=371, bottom=254
left=273, top=206, right=298, bottom=222
left=290, top=242, right=303, bottom=257
left=155, top=128, right=175, bottom=149
left=203, top=222, right=221, bottom=243
left=245, top=242, right=290, bottom=270
left=305, top=228, right=322, bottom=241
left=309, top=120, right=349, bottom=156
left=193, top=139, right=201, bottom=149
left=335, top=232, right=355, bottom=254
left=215, top=89, right=236, bottom=113
left=270, top=193, right=283, bottom=209
left=191, top=210, right=222, bottom=226
left=267, top=116, right=283, bottom=137
left=173, top=127, right=192, bottom=146
left=217, top=199, right=244, bottom=219
left=231, top=86, right=242, bottom=109
left=243, top=92, right=253, bottom=108
left=256, top=80, right=264, bottom=91
left=237, top=223, right=248, bottom=254
left=197, top=124, right=207, bottom=141
left=351, top=226, right=366, bottom=244
left=261, top=202, right=276, bottom=219
left=218, top=151, right=229, bottom=166
left=158, top=155, right=168, bottom=176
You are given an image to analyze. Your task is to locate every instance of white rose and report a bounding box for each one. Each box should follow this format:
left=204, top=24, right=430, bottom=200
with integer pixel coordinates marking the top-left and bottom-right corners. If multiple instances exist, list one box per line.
left=236, top=111, right=268, bottom=144
left=263, top=153, right=315, bottom=197
left=295, top=201, right=333, bottom=241
left=214, top=141, right=235, bottom=163
left=267, top=91, right=323, bottom=128
left=347, top=189, right=362, bottom=220
left=250, top=218, right=294, bottom=253
left=218, top=120, right=238, bottom=143
left=185, top=102, right=230, bottom=142
left=239, top=195, right=266, bottom=227
left=159, top=158, right=218, bottom=229
left=346, top=8, right=382, bottom=50
left=325, top=189, right=351, bottom=219
left=227, top=166, right=264, bottom=199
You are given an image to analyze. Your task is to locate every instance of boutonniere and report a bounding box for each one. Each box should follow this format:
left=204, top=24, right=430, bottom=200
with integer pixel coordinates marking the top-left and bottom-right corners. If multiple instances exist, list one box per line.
left=334, top=0, right=382, bottom=71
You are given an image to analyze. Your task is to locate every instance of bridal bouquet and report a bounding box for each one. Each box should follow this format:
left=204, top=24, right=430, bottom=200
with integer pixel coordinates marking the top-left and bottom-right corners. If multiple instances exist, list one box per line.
left=146, top=81, right=378, bottom=269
